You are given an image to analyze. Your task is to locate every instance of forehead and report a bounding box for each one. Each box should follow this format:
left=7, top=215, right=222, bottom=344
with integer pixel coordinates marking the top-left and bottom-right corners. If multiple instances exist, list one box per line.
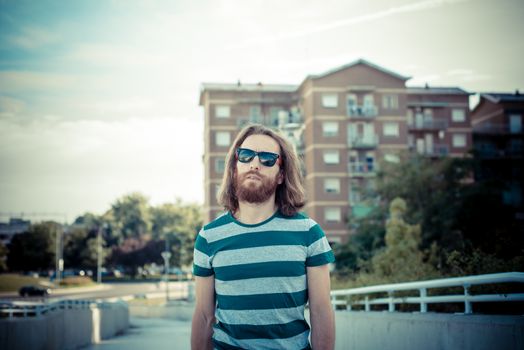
left=240, top=134, right=280, bottom=154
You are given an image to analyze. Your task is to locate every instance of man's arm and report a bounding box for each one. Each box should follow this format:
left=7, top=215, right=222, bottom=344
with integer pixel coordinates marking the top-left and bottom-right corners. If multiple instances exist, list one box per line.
left=191, top=275, right=216, bottom=350
left=307, top=264, right=335, bottom=350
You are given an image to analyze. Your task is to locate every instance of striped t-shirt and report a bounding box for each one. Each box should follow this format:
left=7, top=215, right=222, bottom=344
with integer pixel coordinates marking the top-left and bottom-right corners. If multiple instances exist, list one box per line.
left=193, top=210, right=335, bottom=350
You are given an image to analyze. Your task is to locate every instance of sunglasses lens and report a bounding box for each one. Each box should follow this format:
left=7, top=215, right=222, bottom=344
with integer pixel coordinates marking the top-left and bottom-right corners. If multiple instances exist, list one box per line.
left=259, top=152, right=278, bottom=166
left=236, top=148, right=279, bottom=167
left=237, top=149, right=255, bottom=163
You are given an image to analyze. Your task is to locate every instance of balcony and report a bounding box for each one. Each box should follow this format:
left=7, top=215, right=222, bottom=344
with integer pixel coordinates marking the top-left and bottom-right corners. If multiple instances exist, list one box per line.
left=475, top=147, right=524, bottom=159
left=473, top=123, right=523, bottom=135
left=236, top=112, right=303, bottom=129
left=348, top=134, right=379, bottom=149
left=348, top=162, right=377, bottom=176
left=347, top=105, right=378, bottom=118
left=411, top=144, right=449, bottom=157
left=408, top=119, right=448, bottom=130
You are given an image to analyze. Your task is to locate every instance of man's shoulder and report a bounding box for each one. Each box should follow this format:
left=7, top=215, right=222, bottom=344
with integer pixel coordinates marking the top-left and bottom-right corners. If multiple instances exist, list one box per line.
left=202, top=211, right=232, bottom=231
left=277, top=211, right=317, bottom=230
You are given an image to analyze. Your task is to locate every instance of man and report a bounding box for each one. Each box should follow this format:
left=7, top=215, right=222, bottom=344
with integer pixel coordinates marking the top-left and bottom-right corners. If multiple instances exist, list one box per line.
left=191, top=124, right=335, bottom=350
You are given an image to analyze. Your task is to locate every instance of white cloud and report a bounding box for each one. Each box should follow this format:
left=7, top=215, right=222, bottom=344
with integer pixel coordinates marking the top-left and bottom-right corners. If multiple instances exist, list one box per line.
left=0, top=116, right=204, bottom=220
left=66, top=43, right=171, bottom=68
left=7, top=25, right=60, bottom=50
left=0, top=95, right=26, bottom=119
left=226, top=0, right=471, bottom=49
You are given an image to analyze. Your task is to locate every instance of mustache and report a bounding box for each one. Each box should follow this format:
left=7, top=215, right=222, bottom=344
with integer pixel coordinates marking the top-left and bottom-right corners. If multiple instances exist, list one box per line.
left=240, top=171, right=264, bottom=179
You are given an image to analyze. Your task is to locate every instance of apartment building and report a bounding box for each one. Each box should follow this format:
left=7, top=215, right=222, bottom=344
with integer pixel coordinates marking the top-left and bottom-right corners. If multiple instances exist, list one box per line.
left=199, top=59, right=472, bottom=243
left=470, top=92, right=524, bottom=209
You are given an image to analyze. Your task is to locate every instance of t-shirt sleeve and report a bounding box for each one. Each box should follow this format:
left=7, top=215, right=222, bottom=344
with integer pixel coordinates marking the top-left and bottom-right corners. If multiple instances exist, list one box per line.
left=306, top=222, right=335, bottom=267
left=192, top=230, right=214, bottom=277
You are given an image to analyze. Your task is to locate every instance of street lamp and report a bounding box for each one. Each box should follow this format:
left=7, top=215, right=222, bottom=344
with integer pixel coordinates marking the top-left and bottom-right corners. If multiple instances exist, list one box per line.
left=161, top=251, right=171, bottom=301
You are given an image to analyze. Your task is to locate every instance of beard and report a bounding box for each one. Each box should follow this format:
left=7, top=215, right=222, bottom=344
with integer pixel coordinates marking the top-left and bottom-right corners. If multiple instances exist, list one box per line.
left=235, top=170, right=279, bottom=204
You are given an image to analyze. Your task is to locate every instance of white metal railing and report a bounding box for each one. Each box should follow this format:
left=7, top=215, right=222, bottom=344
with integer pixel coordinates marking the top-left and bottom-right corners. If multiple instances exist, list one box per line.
left=330, top=272, right=524, bottom=314
left=0, top=298, right=127, bottom=318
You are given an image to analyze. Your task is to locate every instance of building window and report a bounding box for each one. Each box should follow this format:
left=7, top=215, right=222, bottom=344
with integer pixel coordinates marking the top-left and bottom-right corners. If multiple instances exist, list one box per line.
left=382, top=94, right=398, bottom=109
left=383, top=122, right=400, bottom=137
left=324, top=207, right=341, bottom=223
left=249, top=105, right=262, bottom=123
left=452, top=134, right=466, bottom=148
left=324, top=178, right=341, bottom=193
left=452, top=109, right=466, bottom=122
left=215, top=159, right=225, bottom=173
left=322, top=93, right=338, bottom=108
left=322, top=121, right=339, bottom=137
left=384, top=153, right=400, bottom=163
left=215, top=131, right=230, bottom=146
left=215, top=184, right=221, bottom=199
left=323, top=150, right=340, bottom=164
left=215, top=105, right=230, bottom=118
left=269, top=107, right=281, bottom=126
left=510, top=114, right=522, bottom=133
left=346, top=94, right=357, bottom=115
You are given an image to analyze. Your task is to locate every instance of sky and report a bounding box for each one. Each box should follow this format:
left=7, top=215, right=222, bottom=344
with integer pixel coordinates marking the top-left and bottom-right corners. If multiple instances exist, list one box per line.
left=0, top=0, right=523, bottom=223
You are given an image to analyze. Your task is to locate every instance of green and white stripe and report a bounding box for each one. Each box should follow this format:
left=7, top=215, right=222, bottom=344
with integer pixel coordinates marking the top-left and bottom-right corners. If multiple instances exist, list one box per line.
left=193, top=211, right=334, bottom=349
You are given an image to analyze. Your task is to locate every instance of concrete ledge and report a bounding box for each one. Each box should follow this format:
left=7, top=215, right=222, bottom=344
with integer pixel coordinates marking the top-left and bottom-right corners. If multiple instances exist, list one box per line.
left=0, top=302, right=128, bottom=350
left=335, top=311, right=524, bottom=350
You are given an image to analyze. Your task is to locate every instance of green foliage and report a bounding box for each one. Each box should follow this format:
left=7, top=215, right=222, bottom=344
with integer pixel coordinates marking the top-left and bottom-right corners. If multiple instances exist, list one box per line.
left=334, top=206, right=386, bottom=277
left=334, top=153, right=523, bottom=287
left=0, top=242, right=7, bottom=272
left=354, top=198, right=439, bottom=286
left=110, top=192, right=152, bottom=239
left=7, top=221, right=60, bottom=272
left=63, top=227, right=108, bottom=269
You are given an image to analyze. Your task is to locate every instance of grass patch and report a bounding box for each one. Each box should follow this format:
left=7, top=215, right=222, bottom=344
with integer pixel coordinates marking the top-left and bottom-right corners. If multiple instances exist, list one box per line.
left=0, top=273, right=49, bottom=292
left=58, top=276, right=95, bottom=288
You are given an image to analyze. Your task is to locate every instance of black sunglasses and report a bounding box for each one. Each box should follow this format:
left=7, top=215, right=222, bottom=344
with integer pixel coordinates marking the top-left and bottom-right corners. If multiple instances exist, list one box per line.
left=236, top=148, right=281, bottom=167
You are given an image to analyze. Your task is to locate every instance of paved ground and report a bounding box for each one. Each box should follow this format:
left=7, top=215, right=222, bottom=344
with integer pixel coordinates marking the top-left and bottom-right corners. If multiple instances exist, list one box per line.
left=83, top=316, right=191, bottom=350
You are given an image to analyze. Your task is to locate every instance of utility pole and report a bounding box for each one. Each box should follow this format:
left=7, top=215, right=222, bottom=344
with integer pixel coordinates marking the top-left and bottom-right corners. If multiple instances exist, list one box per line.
left=55, top=226, right=63, bottom=286
left=161, top=250, right=171, bottom=302
left=97, top=226, right=102, bottom=284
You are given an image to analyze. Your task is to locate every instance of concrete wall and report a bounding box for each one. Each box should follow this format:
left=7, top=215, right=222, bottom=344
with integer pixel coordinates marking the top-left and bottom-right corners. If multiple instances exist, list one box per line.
left=0, top=303, right=128, bottom=350
left=335, top=311, right=524, bottom=350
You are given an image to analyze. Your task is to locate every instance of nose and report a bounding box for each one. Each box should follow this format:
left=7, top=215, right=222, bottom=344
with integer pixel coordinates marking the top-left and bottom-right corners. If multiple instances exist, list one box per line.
left=250, top=155, right=261, bottom=170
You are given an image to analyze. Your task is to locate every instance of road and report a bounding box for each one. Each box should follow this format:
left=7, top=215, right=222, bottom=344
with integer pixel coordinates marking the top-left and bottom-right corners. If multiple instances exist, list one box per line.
left=1, top=281, right=191, bottom=301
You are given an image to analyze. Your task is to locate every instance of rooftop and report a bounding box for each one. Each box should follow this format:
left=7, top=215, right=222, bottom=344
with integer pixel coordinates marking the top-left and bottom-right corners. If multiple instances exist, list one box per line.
left=200, top=82, right=298, bottom=93
left=407, top=86, right=470, bottom=95
left=482, top=92, right=524, bottom=103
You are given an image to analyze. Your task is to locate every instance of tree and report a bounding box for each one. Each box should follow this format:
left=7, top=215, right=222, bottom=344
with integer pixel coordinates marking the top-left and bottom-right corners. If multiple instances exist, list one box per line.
left=356, top=198, right=438, bottom=286
left=110, top=192, right=151, bottom=239
left=63, top=227, right=108, bottom=270
left=7, top=222, right=60, bottom=272
left=108, top=237, right=164, bottom=276
left=0, top=242, right=7, bottom=272
left=334, top=207, right=386, bottom=277
left=151, top=201, right=203, bottom=268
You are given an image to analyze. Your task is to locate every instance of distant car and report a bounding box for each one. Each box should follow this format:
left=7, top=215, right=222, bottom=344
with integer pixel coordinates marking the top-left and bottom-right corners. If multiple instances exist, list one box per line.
left=18, top=285, right=51, bottom=297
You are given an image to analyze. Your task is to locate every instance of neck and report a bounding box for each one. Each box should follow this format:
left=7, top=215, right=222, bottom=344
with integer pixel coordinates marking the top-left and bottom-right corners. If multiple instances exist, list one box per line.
left=235, top=194, right=278, bottom=225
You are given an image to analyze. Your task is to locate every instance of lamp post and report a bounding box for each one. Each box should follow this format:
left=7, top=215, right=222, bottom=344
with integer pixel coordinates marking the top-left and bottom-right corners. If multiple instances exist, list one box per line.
left=96, top=225, right=104, bottom=284
left=161, top=251, right=171, bottom=301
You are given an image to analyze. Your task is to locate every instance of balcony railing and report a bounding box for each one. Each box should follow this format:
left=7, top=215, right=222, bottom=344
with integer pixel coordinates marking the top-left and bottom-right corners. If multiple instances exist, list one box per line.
left=236, top=113, right=303, bottom=129
left=348, top=135, right=379, bottom=149
left=408, top=120, right=448, bottom=130
left=348, top=162, right=377, bottom=175
left=475, top=147, right=524, bottom=158
left=331, top=272, right=524, bottom=314
left=410, top=144, right=449, bottom=157
left=473, top=123, right=522, bottom=135
left=348, top=105, right=378, bottom=118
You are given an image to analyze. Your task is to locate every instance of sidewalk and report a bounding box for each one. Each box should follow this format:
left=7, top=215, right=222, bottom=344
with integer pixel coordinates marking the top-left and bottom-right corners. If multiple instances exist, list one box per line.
left=84, top=316, right=191, bottom=350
